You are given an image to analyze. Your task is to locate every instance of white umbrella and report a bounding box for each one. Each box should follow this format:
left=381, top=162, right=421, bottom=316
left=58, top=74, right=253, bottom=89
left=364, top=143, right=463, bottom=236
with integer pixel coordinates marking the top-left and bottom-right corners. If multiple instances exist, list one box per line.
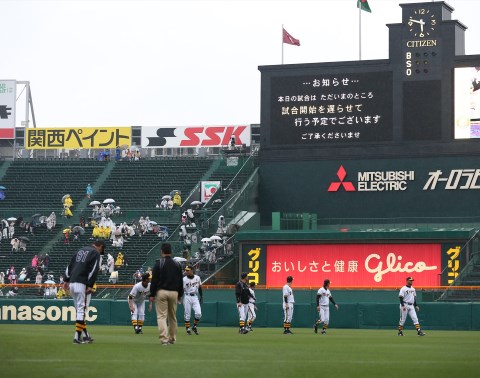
left=191, top=201, right=202, bottom=206
left=103, top=198, right=115, bottom=204
left=7, top=217, right=17, bottom=221
left=162, top=195, right=172, bottom=200
left=173, top=257, right=187, bottom=262
left=148, top=220, right=158, bottom=225
left=201, top=237, right=211, bottom=242
left=44, top=280, right=55, bottom=284
left=210, top=235, right=222, bottom=241
left=89, top=200, right=101, bottom=206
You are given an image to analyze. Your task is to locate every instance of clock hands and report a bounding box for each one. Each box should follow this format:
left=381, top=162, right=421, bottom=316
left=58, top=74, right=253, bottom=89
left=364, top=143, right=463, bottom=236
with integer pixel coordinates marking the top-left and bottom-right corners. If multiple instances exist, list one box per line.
left=409, top=18, right=425, bottom=32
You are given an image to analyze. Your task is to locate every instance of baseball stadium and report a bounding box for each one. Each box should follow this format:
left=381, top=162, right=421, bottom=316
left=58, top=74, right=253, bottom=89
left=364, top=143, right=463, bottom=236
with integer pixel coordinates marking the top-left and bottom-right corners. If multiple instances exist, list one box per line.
left=1, top=1, right=480, bottom=377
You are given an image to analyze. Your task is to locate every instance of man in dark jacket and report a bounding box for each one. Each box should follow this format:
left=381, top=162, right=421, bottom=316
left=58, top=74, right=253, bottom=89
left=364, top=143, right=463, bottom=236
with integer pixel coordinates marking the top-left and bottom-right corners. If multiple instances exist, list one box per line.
left=235, top=272, right=255, bottom=334
left=149, top=243, right=184, bottom=345
left=64, top=239, right=105, bottom=344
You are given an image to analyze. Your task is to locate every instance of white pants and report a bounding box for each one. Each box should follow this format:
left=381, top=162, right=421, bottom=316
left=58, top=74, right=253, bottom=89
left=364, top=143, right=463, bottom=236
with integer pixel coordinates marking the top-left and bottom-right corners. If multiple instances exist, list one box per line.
left=283, top=303, right=294, bottom=323
left=237, top=303, right=249, bottom=322
left=247, top=302, right=256, bottom=323
left=319, top=305, right=330, bottom=325
left=183, top=294, right=202, bottom=321
left=399, top=304, right=419, bottom=326
left=132, top=300, right=146, bottom=322
left=70, top=282, right=90, bottom=321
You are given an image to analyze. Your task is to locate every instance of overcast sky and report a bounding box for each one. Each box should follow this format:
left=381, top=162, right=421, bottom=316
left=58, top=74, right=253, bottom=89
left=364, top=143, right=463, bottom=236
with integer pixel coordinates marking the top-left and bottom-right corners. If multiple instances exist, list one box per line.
left=1, top=0, right=479, bottom=128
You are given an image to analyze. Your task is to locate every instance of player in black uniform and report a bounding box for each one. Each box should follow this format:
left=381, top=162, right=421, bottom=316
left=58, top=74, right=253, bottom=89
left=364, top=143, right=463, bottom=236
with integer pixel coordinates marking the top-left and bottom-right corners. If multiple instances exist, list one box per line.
left=235, top=272, right=255, bottom=334
left=64, top=239, right=105, bottom=344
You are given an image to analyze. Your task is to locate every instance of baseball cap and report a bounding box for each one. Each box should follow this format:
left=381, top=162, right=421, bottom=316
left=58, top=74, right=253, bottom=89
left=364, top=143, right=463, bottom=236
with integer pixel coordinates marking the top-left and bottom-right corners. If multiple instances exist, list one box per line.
left=241, top=272, right=248, bottom=279
left=406, top=276, right=414, bottom=281
left=141, top=273, right=150, bottom=281
left=185, top=266, right=192, bottom=272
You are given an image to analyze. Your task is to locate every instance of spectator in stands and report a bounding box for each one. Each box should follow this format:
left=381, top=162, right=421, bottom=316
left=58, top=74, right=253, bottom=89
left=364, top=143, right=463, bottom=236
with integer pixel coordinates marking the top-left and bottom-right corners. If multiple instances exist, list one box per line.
left=167, top=197, right=174, bottom=210
left=7, top=266, right=16, bottom=284
left=123, top=253, right=129, bottom=267
left=173, top=191, right=182, bottom=207
left=44, top=284, right=57, bottom=298
left=8, top=221, right=15, bottom=239
left=86, top=184, right=93, bottom=199
left=112, top=233, right=124, bottom=248
left=43, top=254, right=50, bottom=271
left=6, top=287, right=18, bottom=297
left=64, top=226, right=72, bottom=244
left=106, top=253, right=115, bottom=274
left=18, top=267, right=27, bottom=283
left=59, top=274, right=64, bottom=284
left=160, top=198, right=168, bottom=210
left=18, top=238, right=27, bottom=252
left=109, top=270, right=119, bottom=284
left=217, top=215, right=225, bottom=234
left=57, top=285, right=67, bottom=299
left=0, top=271, right=4, bottom=285
left=115, top=252, right=124, bottom=269
left=115, top=146, right=121, bottom=161
left=134, top=150, right=141, bottom=161
left=63, top=204, right=73, bottom=218
left=11, top=237, right=19, bottom=252
left=31, top=255, right=39, bottom=271
left=126, top=149, right=133, bottom=161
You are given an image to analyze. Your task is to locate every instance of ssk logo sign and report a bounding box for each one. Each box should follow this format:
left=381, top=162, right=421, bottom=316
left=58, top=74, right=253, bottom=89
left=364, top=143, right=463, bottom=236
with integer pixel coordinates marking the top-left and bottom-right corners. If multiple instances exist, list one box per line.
left=141, top=125, right=251, bottom=148
left=328, top=165, right=415, bottom=192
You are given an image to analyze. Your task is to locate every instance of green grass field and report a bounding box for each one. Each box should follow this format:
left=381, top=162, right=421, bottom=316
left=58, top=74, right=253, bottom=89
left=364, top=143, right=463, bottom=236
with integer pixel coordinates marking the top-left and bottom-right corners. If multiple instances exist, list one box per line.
left=2, top=325, right=480, bottom=378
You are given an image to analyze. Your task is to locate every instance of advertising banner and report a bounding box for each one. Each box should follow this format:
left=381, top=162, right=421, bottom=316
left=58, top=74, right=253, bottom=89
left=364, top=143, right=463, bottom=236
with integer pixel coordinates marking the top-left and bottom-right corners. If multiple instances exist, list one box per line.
left=141, top=125, right=251, bottom=148
left=441, top=243, right=468, bottom=285
left=266, top=244, right=442, bottom=287
left=241, top=244, right=267, bottom=285
left=201, top=181, right=221, bottom=203
left=25, top=127, right=131, bottom=149
left=0, top=80, right=16, bottom=139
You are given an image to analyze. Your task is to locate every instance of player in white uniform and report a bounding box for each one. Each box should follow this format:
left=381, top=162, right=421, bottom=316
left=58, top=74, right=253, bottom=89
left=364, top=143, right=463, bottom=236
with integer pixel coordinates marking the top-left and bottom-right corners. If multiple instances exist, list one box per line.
left=246, top=282, right=257, bottom=332
left=183, top=266, right=203, bottom=335
left=128, top=273, right=151, bottom=334
left=314, top=279, right=339, bottom=335
left=282, top=276, right=294, bottom=334
left=398, top=276, right=426, bottom=336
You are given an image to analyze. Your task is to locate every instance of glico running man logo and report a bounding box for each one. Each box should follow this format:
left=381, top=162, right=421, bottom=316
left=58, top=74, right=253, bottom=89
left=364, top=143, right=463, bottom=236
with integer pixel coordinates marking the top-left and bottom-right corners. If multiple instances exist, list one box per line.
left=328, top=165, right=356, bottom=192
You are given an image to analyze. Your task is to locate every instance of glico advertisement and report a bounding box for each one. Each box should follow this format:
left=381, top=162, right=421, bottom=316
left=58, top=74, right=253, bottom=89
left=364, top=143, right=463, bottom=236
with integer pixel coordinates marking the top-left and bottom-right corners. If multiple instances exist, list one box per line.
left=241, top=243, right=464, bottom=287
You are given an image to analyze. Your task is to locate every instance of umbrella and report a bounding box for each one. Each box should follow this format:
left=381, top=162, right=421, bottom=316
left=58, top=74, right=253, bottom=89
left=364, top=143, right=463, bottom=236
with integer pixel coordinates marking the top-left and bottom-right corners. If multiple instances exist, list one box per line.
left=72, top=226, right=85, bottom=235
left=210, top=235, right=222, bottom=241
left=103, top=198, right=115, bottom=204
left=191, top=201, right=202, bottom=206
left=61, top=194, right=70, bottom=203
left=19, top=236, right=30, bottom=242
left=44, top=280, right=55, bottom=284
left=201, top=237, right=211, bottom=242
left=0, top=186, right=6, bottom=190
left=31, top=213, right=41, bottom=218
left=89, top=200, right=101, bottom=206
left=170, top=190, right=181, bottom=196
left=39, top=216, right=48, bottom=223
left=173, top=257, right=187, bottom=262
left=162, top=195, right=171, bottom=200
left=7, top=217, right=17, bottom=221
left=63, top=228, right=72, bottom=233
left=148, top=220, right=158, bottom=225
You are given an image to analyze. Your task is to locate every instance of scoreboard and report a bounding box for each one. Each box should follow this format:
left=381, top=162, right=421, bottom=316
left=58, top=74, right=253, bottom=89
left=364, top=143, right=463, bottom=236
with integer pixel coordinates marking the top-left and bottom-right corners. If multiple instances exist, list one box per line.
left=259, top=1, right=480, bottom=160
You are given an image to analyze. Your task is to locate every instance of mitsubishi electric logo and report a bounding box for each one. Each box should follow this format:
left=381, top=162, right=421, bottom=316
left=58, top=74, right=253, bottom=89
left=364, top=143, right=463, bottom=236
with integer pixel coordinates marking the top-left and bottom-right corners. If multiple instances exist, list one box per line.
left=328, top=165, right=356, bottom=192
left=328, top=165, right=415, bottom=192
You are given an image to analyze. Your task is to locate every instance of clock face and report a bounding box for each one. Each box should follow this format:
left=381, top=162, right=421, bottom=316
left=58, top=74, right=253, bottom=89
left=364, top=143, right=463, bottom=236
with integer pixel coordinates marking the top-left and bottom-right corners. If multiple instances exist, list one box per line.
left=407, top=8, right=437, bottom=38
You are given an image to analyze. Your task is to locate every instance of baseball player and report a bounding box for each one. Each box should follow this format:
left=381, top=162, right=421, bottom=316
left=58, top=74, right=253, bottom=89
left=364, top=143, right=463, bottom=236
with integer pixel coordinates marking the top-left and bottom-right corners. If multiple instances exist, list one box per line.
left=282, top=276, right=294, bottom=334
left=128, top=273, right=151, bottom=334
left=235, top=272, right=254, bottom=334
left=398, top=276, right=426, bottom=336
left=246, top=282, right=257, bottom=332
left=183, top=265, right=203, bottom=335
left=64, top=239, right=105, bottom=344
left=314, top=279, right=339, bottom=335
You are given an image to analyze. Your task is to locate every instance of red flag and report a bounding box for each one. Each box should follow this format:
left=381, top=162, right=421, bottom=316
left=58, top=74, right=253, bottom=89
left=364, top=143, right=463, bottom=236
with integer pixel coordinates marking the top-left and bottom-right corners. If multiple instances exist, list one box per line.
left=283, top=28, right=300, bottom=46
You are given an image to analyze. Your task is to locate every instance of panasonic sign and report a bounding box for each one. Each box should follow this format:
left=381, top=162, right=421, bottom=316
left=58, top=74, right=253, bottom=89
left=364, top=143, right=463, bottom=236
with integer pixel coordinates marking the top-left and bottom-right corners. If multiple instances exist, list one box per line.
left=0, top=305, right=98, bottom=322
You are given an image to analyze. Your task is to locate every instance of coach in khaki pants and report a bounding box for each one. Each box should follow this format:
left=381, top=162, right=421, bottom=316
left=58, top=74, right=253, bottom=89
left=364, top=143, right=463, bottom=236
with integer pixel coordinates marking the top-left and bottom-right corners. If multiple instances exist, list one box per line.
left=149, top=243, right=184, bottom=345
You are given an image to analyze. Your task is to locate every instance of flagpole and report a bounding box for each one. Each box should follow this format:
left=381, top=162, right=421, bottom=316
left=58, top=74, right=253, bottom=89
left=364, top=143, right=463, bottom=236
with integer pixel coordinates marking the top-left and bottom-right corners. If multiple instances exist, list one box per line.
left=282, top=24, right=284, bottom=64
left=359, top=5, right=362, bottom=60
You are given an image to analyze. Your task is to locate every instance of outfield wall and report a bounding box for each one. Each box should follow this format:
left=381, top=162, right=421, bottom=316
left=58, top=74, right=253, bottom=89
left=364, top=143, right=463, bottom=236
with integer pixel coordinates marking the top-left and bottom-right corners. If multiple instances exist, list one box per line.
left=2, top=292, right=479, bottom=330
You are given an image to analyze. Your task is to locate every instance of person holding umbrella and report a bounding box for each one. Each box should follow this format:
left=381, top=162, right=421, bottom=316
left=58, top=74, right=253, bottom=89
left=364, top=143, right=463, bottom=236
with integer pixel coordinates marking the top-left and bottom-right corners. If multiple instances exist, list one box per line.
left=86, top=184, right=93, bottom=199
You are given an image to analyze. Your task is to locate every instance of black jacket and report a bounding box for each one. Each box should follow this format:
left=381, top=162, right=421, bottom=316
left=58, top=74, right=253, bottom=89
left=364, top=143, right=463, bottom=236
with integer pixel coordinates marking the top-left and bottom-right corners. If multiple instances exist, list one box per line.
left=235, top=280, right=253, bottom=304
left=150, top=256, right=184, bottom=298
left=65, top=246, right=101, bottom=288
